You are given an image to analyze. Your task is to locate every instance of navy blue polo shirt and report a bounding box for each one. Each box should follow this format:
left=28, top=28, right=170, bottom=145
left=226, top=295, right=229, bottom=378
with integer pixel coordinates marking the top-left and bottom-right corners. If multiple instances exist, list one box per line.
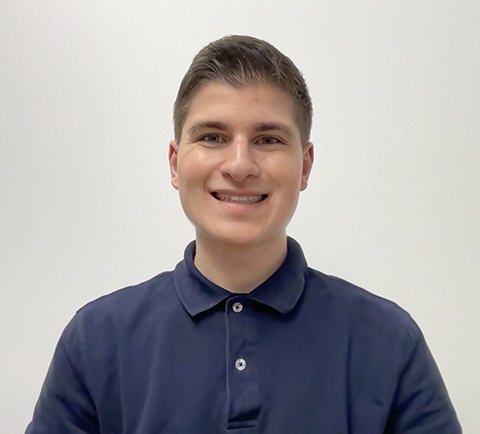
left=26, top=238, right=461, bottom=433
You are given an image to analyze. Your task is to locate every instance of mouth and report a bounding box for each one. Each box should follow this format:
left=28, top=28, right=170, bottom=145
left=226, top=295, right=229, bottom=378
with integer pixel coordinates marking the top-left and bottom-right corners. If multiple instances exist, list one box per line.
left=211, top=192, right=268, bottom=204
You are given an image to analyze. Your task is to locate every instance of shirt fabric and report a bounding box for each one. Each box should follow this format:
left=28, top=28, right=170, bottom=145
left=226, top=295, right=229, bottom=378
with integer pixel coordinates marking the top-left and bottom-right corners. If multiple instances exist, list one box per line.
left=26, top=238, right=461, bottom=434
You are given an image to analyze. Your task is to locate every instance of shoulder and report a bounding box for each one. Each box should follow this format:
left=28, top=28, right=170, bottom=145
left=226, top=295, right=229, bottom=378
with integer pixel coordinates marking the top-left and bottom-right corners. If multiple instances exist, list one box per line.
left=303, top=270, right=461, bottom=433
left=81, top=270, right=173, bottom=312
left=303, top=269, right=430, bottom=390
left=65, top=270, right=178, bottom=338
left=304, top=268, right=421, bottom=346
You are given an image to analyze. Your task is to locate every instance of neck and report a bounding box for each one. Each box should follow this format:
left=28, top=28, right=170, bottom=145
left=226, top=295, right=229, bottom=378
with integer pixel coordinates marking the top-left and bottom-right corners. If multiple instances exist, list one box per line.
left=194, top=234, right=288, bottom=294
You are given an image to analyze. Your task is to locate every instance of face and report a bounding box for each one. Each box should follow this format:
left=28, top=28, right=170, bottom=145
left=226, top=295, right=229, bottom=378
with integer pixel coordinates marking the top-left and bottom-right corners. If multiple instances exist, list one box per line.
left=169, top=82, right=313, bottom=248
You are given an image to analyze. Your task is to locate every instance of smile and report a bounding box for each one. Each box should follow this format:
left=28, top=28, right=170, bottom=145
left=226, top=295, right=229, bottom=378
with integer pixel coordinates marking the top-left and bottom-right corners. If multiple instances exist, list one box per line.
left=212, top=192, right=268, bottom=204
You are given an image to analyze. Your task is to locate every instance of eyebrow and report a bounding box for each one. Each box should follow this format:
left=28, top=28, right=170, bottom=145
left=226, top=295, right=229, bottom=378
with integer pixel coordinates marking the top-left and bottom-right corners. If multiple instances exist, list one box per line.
left=254, top=122, right=295, bottom=139
left=187, top=121, right=228, bottom=137
left=187, top=121, right=295, bottom=139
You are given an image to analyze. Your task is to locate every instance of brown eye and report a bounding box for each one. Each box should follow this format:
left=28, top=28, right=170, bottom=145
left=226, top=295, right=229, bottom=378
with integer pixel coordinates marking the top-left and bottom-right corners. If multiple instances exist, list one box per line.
left=259, top=136, right=280, bottom=145
left=202, top=134, right=223, bottom=143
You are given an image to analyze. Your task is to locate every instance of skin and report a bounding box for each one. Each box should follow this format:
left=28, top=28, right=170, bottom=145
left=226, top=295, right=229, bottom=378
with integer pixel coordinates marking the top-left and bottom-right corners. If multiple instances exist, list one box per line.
left=169, top=82, right=313, bottom=293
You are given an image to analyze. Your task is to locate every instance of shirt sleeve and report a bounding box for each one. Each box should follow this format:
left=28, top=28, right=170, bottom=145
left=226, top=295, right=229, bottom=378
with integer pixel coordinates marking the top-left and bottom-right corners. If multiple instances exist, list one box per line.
left=25, top=317, right=99, bottom=434
left=385, top=322, right=462, bottom=434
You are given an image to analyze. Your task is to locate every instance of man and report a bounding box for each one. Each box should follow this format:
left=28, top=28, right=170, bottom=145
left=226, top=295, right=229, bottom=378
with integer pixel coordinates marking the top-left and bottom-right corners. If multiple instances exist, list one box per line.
left=26, top=35, right=461, bottom=433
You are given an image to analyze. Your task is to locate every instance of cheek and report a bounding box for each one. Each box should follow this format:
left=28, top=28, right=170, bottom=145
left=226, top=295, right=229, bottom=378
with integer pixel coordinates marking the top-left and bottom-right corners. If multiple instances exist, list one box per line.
left=177, top=160, right=204, bottom=188
left=177, top=149, right=216, bottom=185
left=271, top=158, right=304, bottom=187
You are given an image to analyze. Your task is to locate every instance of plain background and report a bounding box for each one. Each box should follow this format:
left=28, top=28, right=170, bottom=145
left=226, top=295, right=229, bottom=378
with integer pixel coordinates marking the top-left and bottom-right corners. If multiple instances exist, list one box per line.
left=1, top=1, right=478, bottom=433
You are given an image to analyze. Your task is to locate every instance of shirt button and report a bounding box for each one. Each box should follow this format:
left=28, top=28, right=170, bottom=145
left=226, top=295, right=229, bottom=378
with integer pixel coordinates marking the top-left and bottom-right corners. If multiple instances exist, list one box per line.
left=235, top=358, right=247, bottom=371
left=232, top=302, right=243, bottom=313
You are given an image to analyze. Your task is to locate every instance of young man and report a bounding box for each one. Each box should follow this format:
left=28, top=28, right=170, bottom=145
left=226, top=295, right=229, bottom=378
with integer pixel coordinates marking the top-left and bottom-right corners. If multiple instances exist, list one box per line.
left=26, top=36, right=461, bottom=433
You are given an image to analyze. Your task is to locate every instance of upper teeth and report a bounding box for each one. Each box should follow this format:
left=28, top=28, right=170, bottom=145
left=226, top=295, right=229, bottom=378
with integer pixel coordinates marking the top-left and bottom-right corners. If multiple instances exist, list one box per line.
left=216, top=194, right=264, bottom=204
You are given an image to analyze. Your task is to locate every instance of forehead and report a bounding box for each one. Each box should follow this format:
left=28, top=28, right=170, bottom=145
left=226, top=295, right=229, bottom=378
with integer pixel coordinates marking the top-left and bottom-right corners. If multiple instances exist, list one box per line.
left=182, top=82, right=300, bottom=139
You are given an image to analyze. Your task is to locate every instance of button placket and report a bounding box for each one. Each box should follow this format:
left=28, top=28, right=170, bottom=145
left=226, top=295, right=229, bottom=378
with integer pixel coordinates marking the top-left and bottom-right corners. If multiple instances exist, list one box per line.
left=225, top=298, right=260, bottom=428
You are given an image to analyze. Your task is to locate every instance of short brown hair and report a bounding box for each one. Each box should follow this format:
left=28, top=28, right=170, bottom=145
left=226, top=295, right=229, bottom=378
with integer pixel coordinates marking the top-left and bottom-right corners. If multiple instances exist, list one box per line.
left=173, top=35, right=313, bottom=144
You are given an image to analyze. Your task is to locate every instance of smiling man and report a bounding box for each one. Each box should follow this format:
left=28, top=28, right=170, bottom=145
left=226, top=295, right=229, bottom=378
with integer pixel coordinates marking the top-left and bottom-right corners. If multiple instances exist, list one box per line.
left=26, top=36, right=461, bottom=434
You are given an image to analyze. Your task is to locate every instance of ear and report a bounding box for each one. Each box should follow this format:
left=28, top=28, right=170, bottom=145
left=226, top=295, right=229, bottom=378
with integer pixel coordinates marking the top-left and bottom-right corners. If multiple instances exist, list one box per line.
left=169, top=140, right=180, bottom=190
left=300, top=142, right=314, bottom=191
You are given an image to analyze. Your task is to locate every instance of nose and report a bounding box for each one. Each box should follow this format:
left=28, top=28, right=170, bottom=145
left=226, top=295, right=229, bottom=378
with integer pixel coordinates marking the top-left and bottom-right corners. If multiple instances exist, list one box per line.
left=220, top=136, right=260, bottom=181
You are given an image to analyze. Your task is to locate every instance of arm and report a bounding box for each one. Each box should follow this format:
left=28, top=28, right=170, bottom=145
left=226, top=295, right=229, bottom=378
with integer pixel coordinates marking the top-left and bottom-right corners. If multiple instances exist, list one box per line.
left=26, top=319, right=99, bottom=434
left=385, top=324, right=462, bottom=434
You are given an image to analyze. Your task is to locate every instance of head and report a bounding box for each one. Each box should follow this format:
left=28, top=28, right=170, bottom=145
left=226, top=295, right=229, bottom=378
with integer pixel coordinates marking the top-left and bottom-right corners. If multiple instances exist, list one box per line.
left=169, top=36, right=314, bottom=249
left=173, top=35, right=312, bottom=145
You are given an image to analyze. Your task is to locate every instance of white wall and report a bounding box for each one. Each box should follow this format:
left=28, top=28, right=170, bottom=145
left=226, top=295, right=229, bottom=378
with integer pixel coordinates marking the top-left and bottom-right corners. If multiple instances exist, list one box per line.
left=1, top=1, right=478, bottom=432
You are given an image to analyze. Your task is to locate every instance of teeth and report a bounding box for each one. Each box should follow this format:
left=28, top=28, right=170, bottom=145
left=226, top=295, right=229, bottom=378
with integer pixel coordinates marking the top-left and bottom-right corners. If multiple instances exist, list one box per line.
left=216, top=194, right=265, bottom=204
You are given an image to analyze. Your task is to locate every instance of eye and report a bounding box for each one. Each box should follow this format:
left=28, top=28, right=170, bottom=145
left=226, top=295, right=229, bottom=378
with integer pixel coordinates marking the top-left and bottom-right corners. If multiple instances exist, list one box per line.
left=257, top=136, right=281, bottom=145
left=200, top=133, right=225, bottom=144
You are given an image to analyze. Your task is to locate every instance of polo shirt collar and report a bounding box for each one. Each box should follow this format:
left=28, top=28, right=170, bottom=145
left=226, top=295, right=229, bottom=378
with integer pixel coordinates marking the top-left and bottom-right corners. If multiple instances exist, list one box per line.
left=173, top=237, right=308, bottom=317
